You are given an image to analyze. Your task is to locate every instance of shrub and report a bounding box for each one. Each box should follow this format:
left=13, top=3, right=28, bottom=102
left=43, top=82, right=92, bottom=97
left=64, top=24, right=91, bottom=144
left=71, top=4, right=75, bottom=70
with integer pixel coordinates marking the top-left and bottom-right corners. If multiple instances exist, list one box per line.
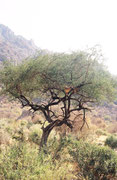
left=28, top=125, right=42, bottom=145
left=13, top=127, right=27, bottom=142
left=105, top=135, right=117, bottom=149
left=96, top=129, right=108, bottom=136
left=0, top=142, right=74, bottom=180
left=69, top=141, right=117, bottom=180
left=29, top=131, right=40, bottom=145
left=104, top=115, right=111, bottom=121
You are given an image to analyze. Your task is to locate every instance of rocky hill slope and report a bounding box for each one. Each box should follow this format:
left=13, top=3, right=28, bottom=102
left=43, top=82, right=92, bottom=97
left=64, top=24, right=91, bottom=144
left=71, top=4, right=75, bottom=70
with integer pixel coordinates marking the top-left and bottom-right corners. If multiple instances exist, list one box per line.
left=0, top=24, right=38, bottom=63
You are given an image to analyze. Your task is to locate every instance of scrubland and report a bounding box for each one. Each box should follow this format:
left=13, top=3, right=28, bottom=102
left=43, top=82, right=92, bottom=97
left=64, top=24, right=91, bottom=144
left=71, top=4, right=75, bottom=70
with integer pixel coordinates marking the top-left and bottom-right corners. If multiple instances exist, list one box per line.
left=1, top=97, right=117, bottom=180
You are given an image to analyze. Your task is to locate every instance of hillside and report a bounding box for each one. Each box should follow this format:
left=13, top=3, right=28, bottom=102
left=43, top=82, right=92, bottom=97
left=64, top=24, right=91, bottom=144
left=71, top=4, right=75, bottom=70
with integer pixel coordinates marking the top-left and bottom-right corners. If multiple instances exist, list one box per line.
left=0, top=24, right=38, bottom=62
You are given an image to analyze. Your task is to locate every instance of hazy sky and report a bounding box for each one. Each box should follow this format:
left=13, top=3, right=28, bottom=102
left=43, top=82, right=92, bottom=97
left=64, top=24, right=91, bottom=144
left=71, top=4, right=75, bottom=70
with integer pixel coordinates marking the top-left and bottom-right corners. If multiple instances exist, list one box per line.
left=0, top=0, right=117, bottom=74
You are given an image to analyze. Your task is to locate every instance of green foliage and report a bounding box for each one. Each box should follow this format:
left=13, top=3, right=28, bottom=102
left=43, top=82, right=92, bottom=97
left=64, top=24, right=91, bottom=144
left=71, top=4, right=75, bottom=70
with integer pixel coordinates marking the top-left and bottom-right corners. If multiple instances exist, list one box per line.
left=69, top=140, right=117, bottom=180
left=0, top=135, right=117, bottom=180
left=105, top=135, right=117, bottom=149
left=29, top=131, right=40, bottom=145
left=104, top=115, right=111, bottom=121
left=0, top=49, right=116, bottom=102
left=48, top=136, right=117, bottom=179
left=95, top=129, right=108, bottom=136
left=0, top=142, right=74, bottom=180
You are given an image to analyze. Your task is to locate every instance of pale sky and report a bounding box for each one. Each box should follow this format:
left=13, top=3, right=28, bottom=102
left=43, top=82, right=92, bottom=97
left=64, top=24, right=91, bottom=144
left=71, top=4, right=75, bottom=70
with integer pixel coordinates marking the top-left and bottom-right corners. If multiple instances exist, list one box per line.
left=0, top=0, right=117, bottom=74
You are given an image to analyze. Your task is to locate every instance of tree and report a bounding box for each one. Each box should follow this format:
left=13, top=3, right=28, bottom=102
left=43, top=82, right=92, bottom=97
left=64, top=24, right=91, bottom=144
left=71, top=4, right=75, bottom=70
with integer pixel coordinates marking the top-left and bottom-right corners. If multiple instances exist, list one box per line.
left=0, top=49, right=116, bottom=148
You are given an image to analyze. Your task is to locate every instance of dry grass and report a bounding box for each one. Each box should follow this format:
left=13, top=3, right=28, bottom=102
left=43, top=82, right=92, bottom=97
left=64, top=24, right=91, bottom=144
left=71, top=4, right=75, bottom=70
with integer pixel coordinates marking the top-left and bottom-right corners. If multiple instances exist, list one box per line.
left=107, top=122, right=117, bottom=134
left=0, top=130, right=12, bottom=146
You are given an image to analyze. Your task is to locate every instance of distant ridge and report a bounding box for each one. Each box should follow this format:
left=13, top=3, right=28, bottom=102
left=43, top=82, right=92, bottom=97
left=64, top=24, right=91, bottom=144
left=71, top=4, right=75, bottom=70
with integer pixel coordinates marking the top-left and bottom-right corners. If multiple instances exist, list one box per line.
left=0, top=24, right=39, bottom=63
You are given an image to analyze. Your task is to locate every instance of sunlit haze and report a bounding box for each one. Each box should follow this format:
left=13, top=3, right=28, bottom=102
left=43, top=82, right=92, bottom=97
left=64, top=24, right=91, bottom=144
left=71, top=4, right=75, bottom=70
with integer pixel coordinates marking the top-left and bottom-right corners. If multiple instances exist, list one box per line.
left=0, top=0, right=117, bottom=75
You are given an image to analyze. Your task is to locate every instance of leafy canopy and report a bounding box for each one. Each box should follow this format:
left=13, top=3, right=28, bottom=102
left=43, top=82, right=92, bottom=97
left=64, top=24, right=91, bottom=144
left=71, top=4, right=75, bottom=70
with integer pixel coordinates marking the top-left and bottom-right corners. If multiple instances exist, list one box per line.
left=0, top=49, right=116, bottom=103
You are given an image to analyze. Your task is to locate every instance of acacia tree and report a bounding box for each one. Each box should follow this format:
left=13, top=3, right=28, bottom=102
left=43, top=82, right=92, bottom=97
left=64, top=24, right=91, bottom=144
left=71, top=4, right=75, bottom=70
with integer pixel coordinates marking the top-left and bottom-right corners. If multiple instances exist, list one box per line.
left=0, top=49, right=116, bottom=148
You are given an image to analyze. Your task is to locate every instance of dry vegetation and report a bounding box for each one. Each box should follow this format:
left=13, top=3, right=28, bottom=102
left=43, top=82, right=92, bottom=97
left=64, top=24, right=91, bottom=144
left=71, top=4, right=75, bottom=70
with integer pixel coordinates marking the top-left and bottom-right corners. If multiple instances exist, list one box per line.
left=0, top=96, right=117, bottom=179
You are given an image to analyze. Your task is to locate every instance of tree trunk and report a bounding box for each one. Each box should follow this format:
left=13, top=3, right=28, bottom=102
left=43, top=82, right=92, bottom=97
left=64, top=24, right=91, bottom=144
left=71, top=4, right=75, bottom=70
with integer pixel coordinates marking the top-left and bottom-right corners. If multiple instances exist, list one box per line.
left=39, top=121, right=58, bottom=149
left=39, top=119, right=71, bottom=150
left=40, top=128, right=52, bottom=148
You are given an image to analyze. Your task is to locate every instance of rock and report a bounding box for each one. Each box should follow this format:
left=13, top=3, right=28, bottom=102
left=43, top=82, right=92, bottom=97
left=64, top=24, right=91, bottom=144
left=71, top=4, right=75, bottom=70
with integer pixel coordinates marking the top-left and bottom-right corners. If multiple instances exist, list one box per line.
left=0, top=24, right=39, bottom=63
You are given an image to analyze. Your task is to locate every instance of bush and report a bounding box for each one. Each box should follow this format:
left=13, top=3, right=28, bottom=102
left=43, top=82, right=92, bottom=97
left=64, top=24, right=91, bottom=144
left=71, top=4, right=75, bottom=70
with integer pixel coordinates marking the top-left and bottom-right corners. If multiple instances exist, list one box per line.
left=69, top=141, right=117, bottom=180
left=28, top=125, right=42, bottom=145
left=104, top=115, right=111, bottom=121
left=105, top=135, right=117, bottom=149
left=96, top=129, right=108, bottom=136
left=0, top=134, right=117, bottom=180
left=29, top=131, right=40, bottom=145
left=0, top=142, right=74, bottom=180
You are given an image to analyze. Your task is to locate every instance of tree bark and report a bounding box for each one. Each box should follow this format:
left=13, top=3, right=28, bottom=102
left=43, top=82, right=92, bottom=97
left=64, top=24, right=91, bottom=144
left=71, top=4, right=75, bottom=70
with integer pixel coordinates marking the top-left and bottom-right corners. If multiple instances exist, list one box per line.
left=40, top=128, right=52, bottom=148
left=39, top=119, right=72, bottom=150
left=40, top=121, right=58, bottom=149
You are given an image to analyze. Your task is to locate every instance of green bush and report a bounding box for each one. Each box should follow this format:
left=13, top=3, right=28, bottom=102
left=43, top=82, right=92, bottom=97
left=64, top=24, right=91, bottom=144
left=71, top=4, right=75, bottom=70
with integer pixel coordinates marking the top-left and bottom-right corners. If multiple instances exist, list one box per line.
left=29, top=131, right=40, bottom=145
left=0, top=142, right=74, bottom=180
left=104, top=115, right=111, bottom=121
left=1, top=135, right=117, bottom=180
left=96, top=129, right=108, bottom=136
left=69, top=141, right=117, bottom=180
left=105, top=135, right=117, bottom=149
